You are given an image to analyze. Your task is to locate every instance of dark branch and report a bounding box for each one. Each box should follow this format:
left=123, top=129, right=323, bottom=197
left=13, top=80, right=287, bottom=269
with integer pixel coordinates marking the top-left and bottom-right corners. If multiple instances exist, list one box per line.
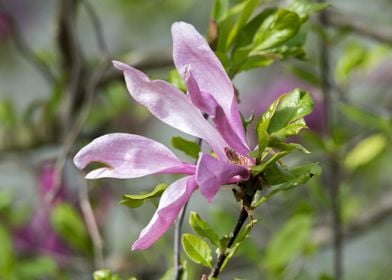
left=312, top=192, right=392, bottom=246
left=0, top=1, right=56, bottom=84
left=318, top=5, right=343, bottom=280
left=326, top=9, right=392, bottom=45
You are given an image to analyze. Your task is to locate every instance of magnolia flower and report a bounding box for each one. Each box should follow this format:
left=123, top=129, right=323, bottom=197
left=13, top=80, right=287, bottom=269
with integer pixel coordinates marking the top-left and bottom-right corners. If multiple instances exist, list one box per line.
left=74, top=22, right=254, bottom=250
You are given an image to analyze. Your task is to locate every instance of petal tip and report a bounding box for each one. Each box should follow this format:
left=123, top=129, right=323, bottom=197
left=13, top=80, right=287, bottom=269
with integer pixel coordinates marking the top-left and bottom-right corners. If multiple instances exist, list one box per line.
left=112, top=60, right=128, bottom=71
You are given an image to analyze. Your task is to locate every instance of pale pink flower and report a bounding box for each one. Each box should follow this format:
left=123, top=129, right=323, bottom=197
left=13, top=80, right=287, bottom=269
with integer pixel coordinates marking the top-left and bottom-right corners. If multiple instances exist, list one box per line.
left=74, top=22, right=253, bottom=250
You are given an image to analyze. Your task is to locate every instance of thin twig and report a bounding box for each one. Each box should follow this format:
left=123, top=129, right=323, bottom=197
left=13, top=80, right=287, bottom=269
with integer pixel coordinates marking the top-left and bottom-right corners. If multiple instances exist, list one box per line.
left=48, top=0, right=111, bottom=203
left=82, top=0, right=109, bottom=58
left=318, top=6, right=343, bottom=280
left=173, top=137, right=204, bottom=280
left=210, top=179, right=258, bottom=278
left=312, top=191, right=392, bottom=246
left=326, top=9, right=392, bottom=46
left=0, top=1, right=56, bottom=85
left=78, top=174, right=105, bottom=269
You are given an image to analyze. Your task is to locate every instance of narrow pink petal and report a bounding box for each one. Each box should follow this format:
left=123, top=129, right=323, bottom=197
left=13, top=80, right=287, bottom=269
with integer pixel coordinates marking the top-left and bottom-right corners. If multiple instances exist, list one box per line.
left=74, top=133, right=195, bottom=179
left=132, top=176, right=197, bottom=250
left=184, top=68, right=218, bottom=116
left=214, top=106, right=250, bottom=156
left=112, top=60, right=228, bottom=159
left=196, top=153, right=249, bottom=202
left=171, top=22, right=248, bottom=151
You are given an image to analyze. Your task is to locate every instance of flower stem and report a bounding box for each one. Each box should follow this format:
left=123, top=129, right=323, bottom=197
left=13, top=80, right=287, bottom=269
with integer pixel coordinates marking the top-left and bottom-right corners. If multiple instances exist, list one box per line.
left=173, top=202, right=188, bottom=280
left=173, top=136, right=204, bottom=280
left=210, top=179, right=258, bottom=278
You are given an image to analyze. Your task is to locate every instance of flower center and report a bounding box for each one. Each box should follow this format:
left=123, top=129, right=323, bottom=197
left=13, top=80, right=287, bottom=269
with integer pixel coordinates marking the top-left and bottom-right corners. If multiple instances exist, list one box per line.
left=224, top=147, right=252, bottom=168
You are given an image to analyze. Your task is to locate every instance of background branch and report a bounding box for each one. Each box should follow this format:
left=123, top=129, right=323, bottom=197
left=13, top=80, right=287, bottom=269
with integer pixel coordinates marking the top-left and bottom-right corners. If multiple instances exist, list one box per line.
left=312, top=191, right=392, bottom=246
left=0, top=1, right=56, bottom=85
left=326, top=9, right=392, bottom=45
left=318, top=5, right=343, bottom=280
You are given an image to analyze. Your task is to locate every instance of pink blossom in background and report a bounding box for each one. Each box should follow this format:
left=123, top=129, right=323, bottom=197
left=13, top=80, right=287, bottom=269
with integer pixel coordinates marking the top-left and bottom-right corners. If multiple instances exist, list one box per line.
left=74, top=22, right=255, bottom=251
left=13, top=163, right=70, bottom=263
left=0, top=13, right=10, bottom=41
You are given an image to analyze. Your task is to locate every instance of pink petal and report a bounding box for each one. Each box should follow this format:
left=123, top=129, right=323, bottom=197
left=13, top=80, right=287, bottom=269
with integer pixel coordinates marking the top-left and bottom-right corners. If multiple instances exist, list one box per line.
left=74, top=133, right=195, bottom=179
left=171, top=22, right=248, bottom=152
left=132, top=175, right=197, bottom=250
left=196, top=153, right=250, bottom=202
left=112, top=60, right=228, bottom=160
left=214, top=106, right=250, bottom=156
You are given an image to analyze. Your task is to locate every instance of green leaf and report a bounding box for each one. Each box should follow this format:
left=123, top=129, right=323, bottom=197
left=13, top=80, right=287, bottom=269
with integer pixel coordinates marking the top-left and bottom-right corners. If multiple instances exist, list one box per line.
left=182, top=233, right=213, bottom=268
left=253, top=163, right=321, bottom=207
left=344, top=134, right=387, bottom=171
left=120, top=184, right=167, bottom=208
left=220, top=219, right=258, bottom=272
left=335, top=43, right=367, bottom=83
left=171, top=137, right=201, bottom=159
left=263, top=214, right=313, bottom=271
left=211, top=0, right=229, bottom=21
left=0, top=99, right=17, bottom=128
left=267, top=89, right=314, bottom=134
left=252, top=9, right=301, bottom=52
left=168, top=69, right=186, bottom=92
left=50, top=203, right=91, bottom=254
left=93, top=269, right=122, bottom=280
left=0, top=224, right=14, bottom=277
left=288, top=0, right=329, bottom=21
left=340, top=104, right=390, bottom=133
left=216, top=0, right=260, bottom=52
left=251, top=149, right=290, bottom=176
left=15, top=257, right=57, bottom=279
left=189, top=212, right=220, bottom=247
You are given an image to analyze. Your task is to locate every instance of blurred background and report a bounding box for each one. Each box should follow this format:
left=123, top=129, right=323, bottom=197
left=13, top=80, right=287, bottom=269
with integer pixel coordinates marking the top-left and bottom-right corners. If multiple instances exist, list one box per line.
left=0, top=0, right=391, bottom=279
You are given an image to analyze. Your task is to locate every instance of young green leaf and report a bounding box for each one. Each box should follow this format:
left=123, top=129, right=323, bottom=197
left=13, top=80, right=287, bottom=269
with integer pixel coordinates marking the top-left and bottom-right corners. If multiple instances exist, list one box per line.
left=14, top=257, right=57, bottom=279
left=253, top=163, right=321, bottom=207
left=211, top=0, right=229, bottom=21
left=219, top=219, right=258, bottom=271
left=168, top=69, right=186, bottom=92
left=171, top=136, right=201, bottom=159
left=252, top=9, right=301, bottom=52
left=263, top=214, right=312, bottom=271
left=216, top=0, right=260, bottom=52
left=120, top=184, right=167, bottom=208
left=189, top=212, right=220, bottom=247
left=0, top=224, right=14, bottom=277
left=267, top=89, right=314, bottom=134
left=344, top=134, right=387, bottom=171
left=50, top=203, right=91, bottom=254
left=288, top=0, right=330, bottom=21
left=93, top=269, right=122, bottom=280
left=182, top=234, right=213, bottom=268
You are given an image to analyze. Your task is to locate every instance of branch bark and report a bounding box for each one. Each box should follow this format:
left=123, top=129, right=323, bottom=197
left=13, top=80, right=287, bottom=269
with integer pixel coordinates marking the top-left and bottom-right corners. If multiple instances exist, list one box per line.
left=326, top=9, right=392, bottom=45
left=312, top=191, right=392, bottom=247
left=318, top=5, right=343, bottom=280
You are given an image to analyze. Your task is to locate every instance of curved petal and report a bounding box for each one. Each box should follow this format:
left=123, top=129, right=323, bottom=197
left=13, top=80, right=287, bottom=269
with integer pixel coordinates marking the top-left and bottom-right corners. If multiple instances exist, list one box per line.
left=214, top=106, right=250, bottom=156
left=132, top=175, right=197, bottom=250
left=113, top=61, right=228, bottom=159
left=196, top=153, right=249, bottom=202
left=74, top=133, right=195, bottom=179
left=172, top=22, right=248, bottom=151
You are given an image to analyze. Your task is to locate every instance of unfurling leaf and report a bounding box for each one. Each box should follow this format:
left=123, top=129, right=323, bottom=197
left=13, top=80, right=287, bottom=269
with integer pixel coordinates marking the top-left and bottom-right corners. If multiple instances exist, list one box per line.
left=182, top=234, right=213, bottom=268
left=120, top=184, right=167, bottom=208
